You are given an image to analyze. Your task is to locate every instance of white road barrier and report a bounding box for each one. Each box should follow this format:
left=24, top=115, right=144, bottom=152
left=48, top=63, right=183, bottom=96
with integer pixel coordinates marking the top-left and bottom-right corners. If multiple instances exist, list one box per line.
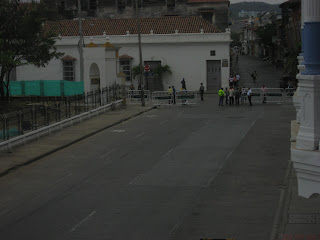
left=127, top=90, right=150, bottom=104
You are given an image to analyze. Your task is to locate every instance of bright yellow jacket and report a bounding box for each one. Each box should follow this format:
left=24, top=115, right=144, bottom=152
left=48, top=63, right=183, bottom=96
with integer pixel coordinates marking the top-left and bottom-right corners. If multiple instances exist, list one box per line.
left=218, top=89, right=225, bottom=96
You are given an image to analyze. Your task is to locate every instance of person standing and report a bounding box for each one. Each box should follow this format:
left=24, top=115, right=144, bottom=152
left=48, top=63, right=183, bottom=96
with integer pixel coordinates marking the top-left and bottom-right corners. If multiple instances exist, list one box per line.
left=260, top=84, right=268, bottom=104
left=251, top=71, right=258, bottom=83
left=233, top=75, right=237, bottom=87
left=247, top=87, right=252, bottom=106
left=235, top=88, right=240, bottom=106
left=181, top=78, right=186, bottom=90
left=229, top=75, right=234, bottom=87
left=229, top=87, right=235, bottom=105
left=218, top=88, right=224, bottom=106
left=236, top=73, right=240, bottom=83
left=225, top=87, right=229, bottom=105
left=172, top=86, right=176, bottom=104
left=199, top=83, right=204, bottom=101
left=168, top=86, right=173, bottom=104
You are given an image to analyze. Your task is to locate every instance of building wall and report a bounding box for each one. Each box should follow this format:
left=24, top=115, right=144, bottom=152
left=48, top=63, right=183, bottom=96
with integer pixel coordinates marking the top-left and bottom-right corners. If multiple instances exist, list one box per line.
left=16, top=33, right=231, bottom=92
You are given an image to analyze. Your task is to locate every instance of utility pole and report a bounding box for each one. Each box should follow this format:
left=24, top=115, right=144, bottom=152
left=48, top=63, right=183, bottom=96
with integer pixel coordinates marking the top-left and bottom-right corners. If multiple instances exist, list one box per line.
left=78, top=0, right=84, bottom=83
left=136, top=0, right=145, bottom=106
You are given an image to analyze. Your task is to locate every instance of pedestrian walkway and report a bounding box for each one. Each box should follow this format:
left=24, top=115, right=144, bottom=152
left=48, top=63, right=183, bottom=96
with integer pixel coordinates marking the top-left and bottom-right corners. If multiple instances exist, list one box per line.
left=0, top=103, right=155, bottom=177
left=232, top=55, right=283, bottom=89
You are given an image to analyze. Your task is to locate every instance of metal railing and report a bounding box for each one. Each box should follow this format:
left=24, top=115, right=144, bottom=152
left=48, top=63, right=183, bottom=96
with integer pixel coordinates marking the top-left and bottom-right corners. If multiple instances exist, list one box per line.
left=241, top=88, right=294, bottom=104
left=151, top=91, right=198, bottom=105
left=0, top=85, right=121, bottom=142
left=175, top=91, right=197, bottom=105
left=127, top=90, right=151, bottom=104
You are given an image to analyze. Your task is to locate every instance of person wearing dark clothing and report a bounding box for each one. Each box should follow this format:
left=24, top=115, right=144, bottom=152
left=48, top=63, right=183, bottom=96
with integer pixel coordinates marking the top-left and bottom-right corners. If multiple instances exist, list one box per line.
left=251, top=71, right=258, bottom=83
left=235, top=88, right=240, bottom=106
left=172, top=86, right=176, bottom=104
left=247, top=88, right=252, bottom=106
left=199, top=83, right=204, bottom=101
left=181, top=78, right=186, bottom=90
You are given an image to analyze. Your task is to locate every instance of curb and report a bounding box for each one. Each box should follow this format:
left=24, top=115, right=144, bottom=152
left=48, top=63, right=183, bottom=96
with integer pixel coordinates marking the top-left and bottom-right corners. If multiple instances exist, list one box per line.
left=0, top=105, right=157, bottom=178
left=269, top=159, right=294, bottom=240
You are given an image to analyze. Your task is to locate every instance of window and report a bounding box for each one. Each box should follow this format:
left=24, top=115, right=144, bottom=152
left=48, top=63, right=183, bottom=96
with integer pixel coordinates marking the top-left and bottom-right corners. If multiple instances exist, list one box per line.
left=210, top=50, right=216, bottom=56
left=63, top=61, right=75, bottom=81
left=120, top=60, right=131, bottom=81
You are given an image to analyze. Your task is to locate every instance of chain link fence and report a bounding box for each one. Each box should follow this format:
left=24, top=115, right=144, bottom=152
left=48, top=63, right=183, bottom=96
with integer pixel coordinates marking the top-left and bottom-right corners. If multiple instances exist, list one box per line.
left=0, top=86, right=121, bottom=142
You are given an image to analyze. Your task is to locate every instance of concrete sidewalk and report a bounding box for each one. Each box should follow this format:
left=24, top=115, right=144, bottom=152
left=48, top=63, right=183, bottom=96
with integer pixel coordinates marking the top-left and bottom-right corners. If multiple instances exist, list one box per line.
left=0, top=103, right=155, bottom=177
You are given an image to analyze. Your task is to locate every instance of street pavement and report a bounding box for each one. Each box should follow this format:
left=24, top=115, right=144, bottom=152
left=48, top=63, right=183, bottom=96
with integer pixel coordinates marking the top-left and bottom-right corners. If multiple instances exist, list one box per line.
left=0, top=55, right=319, bottom=240
left=232, top=55, right=283, bottom=89
left=0, top=93, right=305, bottom=240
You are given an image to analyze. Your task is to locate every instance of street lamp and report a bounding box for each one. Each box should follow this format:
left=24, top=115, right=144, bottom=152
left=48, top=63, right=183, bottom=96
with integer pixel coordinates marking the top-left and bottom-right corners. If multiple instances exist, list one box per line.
left=136, top=0, right=145, bottom=107
left=78, top=0, right=84, bottom=83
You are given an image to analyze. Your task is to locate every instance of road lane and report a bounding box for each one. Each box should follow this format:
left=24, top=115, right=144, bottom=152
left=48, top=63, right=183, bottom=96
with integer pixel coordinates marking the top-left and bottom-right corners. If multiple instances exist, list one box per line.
left=0, top=96, right=286, bottom=240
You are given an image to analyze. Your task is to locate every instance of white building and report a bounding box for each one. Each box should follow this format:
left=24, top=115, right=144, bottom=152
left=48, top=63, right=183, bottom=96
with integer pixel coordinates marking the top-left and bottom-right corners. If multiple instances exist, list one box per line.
left=15, top=16, right=231, bottom=93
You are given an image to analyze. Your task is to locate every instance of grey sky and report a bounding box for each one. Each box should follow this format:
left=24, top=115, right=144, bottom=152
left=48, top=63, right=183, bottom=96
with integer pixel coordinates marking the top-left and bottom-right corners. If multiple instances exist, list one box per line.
left=230, top=0, right=287, bottom=4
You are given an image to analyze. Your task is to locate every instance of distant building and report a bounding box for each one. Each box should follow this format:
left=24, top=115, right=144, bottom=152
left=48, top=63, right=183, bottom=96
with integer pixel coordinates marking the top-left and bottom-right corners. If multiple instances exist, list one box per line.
left=42, top=0, right=230, bottom=31
left=15, top=16, right=231, bottom=92
left=238, top=10, right=261, bottom=18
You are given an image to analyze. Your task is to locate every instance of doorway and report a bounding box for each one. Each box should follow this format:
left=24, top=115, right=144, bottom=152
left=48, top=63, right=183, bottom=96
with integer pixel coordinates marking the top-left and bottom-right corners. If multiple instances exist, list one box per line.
left=206, top=60, right=221, bottom=91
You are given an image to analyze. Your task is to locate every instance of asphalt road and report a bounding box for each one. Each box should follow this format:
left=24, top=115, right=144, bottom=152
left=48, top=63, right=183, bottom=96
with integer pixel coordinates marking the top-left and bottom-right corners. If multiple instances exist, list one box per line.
left=0, top=95, right=295, bottom=240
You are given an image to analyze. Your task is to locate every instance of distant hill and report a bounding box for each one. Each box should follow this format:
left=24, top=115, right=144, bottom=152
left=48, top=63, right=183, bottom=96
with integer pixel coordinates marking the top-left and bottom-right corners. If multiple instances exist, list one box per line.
left=230, top=2, right=281, bottom=20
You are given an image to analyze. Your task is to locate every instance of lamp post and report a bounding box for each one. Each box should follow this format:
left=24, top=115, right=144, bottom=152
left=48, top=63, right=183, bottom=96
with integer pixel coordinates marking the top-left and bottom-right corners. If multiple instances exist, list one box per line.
left=78, top=0, right=84, bottom=83
left=136, top=0, right=145, bottom=106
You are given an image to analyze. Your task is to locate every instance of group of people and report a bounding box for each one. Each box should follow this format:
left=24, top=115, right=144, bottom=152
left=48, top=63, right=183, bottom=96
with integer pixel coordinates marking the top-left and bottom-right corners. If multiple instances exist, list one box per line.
left=218, top=84, right=268, bottom=106
left=229, top=73, right=241, bottom=87
left=218, top=87, right=251, bottom=106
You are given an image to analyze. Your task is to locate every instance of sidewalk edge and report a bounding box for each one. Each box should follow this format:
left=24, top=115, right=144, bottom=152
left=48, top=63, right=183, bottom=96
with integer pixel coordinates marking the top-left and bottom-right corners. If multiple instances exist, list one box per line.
left=0, top=106, right=157, bottom=178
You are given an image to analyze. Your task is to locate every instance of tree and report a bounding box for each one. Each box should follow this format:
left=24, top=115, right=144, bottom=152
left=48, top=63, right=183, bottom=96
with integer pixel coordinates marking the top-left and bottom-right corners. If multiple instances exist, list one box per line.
left=0, top=0, right=63, bottom=100
left=231, top=32, right=241, bottom=47
left=255, top=23, right=277, bottom=46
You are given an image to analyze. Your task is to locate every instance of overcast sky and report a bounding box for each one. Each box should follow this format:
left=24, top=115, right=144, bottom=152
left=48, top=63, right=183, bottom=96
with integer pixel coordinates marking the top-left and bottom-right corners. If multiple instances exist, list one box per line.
left=230, top=0, right=287, bottom=4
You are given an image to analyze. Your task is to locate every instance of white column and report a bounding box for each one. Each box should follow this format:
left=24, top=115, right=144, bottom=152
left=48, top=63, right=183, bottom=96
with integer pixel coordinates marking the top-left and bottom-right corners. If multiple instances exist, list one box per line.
left=292, top=0, right=320, bottom=199
left=303, top=0, right=320, bottom=23
left=295, top=0, right=320, bottom=150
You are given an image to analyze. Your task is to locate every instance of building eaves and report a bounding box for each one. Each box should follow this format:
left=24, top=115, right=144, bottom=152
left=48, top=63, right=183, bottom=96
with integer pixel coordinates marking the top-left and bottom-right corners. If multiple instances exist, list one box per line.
left=44, top=16, right=221, bottom=37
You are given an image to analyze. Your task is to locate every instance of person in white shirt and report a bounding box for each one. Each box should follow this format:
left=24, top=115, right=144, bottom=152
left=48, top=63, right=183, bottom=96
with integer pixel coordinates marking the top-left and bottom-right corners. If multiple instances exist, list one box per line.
left=247, top=88, right=252, bottom=106
left=236, top=73, right=240, bottom=82
left=229, top=76, right=234, bottom=87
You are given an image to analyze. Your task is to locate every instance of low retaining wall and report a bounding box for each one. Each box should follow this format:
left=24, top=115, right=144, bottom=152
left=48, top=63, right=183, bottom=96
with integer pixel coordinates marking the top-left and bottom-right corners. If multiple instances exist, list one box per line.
left=0, top=100, right=123, bottom=152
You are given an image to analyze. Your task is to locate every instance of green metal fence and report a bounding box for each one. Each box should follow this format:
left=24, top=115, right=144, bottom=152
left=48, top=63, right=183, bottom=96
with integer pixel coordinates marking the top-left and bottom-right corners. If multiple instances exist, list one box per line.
left=6, top=80, right=84, bottom=96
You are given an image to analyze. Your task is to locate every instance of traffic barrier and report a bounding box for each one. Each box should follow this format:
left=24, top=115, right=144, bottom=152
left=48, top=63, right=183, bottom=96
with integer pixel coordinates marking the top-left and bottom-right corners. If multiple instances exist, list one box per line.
left=127, top=90, right=150, bottom=104
left=262, top=88, right=284, bottom=103
left=152, top=91, right=174, bottom=105
left=175, top=91, right=197, bottom=105
left=285, top=88, right=295, bottom=102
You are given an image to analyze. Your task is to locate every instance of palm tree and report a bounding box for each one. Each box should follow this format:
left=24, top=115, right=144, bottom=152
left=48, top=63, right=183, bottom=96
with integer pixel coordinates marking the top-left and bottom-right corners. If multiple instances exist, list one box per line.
left=151, top=64, right=172, bottom=91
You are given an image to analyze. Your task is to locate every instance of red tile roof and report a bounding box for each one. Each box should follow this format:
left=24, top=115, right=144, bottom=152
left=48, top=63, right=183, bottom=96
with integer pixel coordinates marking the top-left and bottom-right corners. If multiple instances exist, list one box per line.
left=44, top=16, right=220, bottom=36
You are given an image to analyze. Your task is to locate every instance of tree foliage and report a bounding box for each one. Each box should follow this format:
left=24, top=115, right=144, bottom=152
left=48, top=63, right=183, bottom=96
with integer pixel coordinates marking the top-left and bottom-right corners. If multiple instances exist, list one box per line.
left=0, top=0, right=63, bottom=100
left=255, top=23, right=277, bottom=46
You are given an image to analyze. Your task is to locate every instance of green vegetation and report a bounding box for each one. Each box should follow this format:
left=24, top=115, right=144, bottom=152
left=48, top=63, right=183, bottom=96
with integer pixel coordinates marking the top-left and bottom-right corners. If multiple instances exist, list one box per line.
left=231, top=32, right=241, bottom=47
left=255, top=23, right=277, bottom=46
left=0, top=0, right=63, bottom=101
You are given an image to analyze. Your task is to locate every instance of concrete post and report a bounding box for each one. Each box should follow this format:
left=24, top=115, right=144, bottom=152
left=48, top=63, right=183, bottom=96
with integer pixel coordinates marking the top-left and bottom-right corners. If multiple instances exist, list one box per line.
left=296, top=0, right=320, bottom=150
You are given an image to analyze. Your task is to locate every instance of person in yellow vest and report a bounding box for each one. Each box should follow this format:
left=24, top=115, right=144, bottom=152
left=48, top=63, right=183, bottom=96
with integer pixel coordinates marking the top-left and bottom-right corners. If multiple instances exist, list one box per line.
left=218, top=87, right=225, bottom=106
left=168, top=86, right=173, bottom=104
